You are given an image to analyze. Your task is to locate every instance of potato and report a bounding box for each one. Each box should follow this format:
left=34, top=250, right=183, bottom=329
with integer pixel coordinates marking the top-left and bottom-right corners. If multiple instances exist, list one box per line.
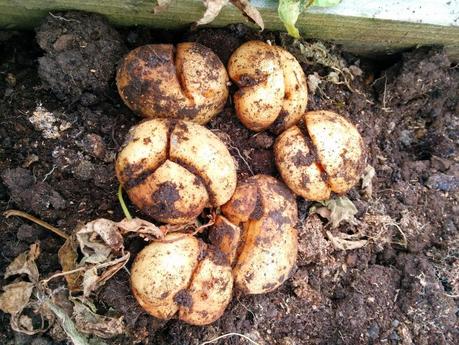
left=131, top=233, right=200, bottom=320
left=228, top=41, right=307, bottom=132
left=116, top=43, right=228, bottom=125
left=116, top=119, right=237, bottom=224
left=220, top=175, right=298, bottom=294
left=178, top=251, right=233, bottom=325
left=131, top=234, right=233, bottom=325
left=274, top=110, right=366, bottom=200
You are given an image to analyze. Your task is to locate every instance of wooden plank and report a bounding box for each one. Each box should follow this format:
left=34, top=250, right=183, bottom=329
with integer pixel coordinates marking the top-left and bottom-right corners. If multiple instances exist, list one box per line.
left=1, top=0, right=458, bottom=60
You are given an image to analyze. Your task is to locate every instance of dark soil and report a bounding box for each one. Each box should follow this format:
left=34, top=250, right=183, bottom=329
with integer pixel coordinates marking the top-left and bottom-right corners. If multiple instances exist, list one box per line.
left=1, top=12, right=458, bottom=345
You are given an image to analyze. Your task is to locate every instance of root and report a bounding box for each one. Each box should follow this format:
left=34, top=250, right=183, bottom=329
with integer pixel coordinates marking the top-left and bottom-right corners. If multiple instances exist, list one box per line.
left=200, top=332, right=260, bottom=345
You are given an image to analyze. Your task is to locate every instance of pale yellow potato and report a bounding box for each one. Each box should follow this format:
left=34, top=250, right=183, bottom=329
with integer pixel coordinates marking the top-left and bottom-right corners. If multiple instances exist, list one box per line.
left=175, top=42, right=229, bottom=124
left=305, top=111, right=365, bottom=194
left=115, top=118, right=169, bottom=186
left=127, top=160, right=209, bottom=224
left=222, top=175, right=298, bottom=294
left=116, top=43, right=228, bottom=124
left=169, top=121, right=237, bottom=206
left=116, top=119, right=237, bottom=224
left=271, top=47, right=308, bottom=134
left=208, top=216, right=241, bottom=266
left=274, top=126, right=331, bottom=201
left=228, top=41, right=285, bottom=131
left=179, top=253, right=233, bottom=325
left=131, top=234, right=200, bottom=320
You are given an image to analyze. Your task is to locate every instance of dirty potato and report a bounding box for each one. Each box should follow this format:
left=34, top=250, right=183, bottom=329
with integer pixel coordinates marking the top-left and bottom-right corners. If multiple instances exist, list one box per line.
left=274, top=110, right=366, bottom=200
left=219, top=175, right=298, bottom=294
left=116, top=119, right=237, bottom=224
left=116, top=43, right=228, bottom=124
left=131, top=234, right=233, bottom=325
left=228, top=41, right=307, bottom=132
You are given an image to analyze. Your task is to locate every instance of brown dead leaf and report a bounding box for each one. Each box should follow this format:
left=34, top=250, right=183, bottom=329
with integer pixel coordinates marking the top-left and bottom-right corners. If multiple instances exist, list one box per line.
left=197, top=0, right=229, bottom=25
left=58, top=235, right=82, bottom=292
left=0, top=281, right=34, bottom=314
left=5, top=243, right=40, bottom=282
left=230, top=0, right=264, bottom=30
left=82, top=254, right=130, bottom=297
left=72, top=297, right=125, bottom=338
left=116, top=217, right=164, bottom=240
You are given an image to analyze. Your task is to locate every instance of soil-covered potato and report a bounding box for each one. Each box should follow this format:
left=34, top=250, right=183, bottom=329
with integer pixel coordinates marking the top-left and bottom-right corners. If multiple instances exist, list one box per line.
left=274, top=110, right=366, bottom=200
left=116, top=43, right=228, bottom=124
left=219, top=175, right=298, bottom=294
left=227, top=41, right=307, bottom=133
left=116, top=119, right=237, bottom=224
left=131, top=234, right=233, bottom=325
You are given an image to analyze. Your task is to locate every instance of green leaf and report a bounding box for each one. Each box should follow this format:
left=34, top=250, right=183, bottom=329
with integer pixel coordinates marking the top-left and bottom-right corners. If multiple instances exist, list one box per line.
left=311, top=0, right=341, bottom=7
left=278, top=0, right=303, bottom=38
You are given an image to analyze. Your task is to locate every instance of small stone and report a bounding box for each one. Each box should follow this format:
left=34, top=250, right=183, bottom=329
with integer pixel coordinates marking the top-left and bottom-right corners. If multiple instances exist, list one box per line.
left=426, top=173, right=459, bottom=192
left=367, top=323, right=380, bottom=339
left=82, top=133, right=106, bottom=160
left=17, top=224, right=46, bottom=243
left=430, top=155, right=452, bottom=172
left=389, top=331, right=400, bottom=341
left=392, top=319, right=400, bottom=327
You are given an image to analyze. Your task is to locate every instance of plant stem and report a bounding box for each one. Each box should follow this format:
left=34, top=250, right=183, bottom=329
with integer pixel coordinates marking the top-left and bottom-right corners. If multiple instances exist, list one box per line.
left=3, top=209, right=69, bottom=240
left=118, top=185, right=132, bottom=220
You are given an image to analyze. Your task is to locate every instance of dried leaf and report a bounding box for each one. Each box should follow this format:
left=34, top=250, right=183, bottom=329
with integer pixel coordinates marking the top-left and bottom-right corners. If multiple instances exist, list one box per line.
left=361, top=165, right=376, bottom=198
left=72, top=297, right=125, bottom=339
left=44, top=299, right=94, bottom=345
left=82, top=254, right=130, bottom=297
left=153, top=0, right=172, bottom=14
left=230, top=0, right=264, bottom=30
left=311, top=196, right=359, bottom=228
left=0, top=282, right=34, bottom=314
left=326, top=231, right=367, bottom=250
left=5, top=243, right=40, bottom=282
left=116, top=217, right=165, bottom=240
left=58, top=235, right=82, bottom=292
left=197, top=0, right=229, bottom=25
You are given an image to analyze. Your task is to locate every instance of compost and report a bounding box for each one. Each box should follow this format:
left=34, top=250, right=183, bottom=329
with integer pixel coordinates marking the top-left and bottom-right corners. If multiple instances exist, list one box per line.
left=0, top=12, right=458, bottom=345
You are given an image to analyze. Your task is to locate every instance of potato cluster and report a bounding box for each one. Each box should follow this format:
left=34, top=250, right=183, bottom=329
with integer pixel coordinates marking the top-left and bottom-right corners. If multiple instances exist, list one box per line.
left=116, top=40, right=366, bottom=327
left=115, top=119, right=237, bottom=224
left=130, top=175, right=297, bottom=325
left=116, top=42, right=228, bottom=125
left=228, top=40, right=308, bottom=133
left=274, top=110, right=366, bottom=201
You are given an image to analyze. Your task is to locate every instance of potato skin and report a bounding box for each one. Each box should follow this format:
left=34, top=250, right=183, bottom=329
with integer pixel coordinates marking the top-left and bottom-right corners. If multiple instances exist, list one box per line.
left=274, top=111, right=366, bottom=200
left=116, top=43, right=228, bottom=124
left=116, top=119, right=237, bottom=224
left=227, top=41, right=307, bottom=132
left=131, top=234, right=200, bottom=320
left=178, top=253, right=233, bottom=325
left=221, top=175, right=298, bottom=294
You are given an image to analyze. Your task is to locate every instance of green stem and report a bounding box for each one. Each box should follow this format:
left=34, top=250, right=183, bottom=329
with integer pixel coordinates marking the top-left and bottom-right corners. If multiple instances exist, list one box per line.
left=117, top=185, right=132, bottom=220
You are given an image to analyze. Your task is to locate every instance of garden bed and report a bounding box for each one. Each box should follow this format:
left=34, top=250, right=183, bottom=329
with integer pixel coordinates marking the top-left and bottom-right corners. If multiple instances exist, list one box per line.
left=0, top=11, right=458, bottom=345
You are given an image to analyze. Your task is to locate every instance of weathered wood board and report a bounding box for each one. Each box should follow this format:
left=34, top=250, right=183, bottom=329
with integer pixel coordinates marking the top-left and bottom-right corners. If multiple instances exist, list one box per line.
left=0, top=0, right=458, bottom=60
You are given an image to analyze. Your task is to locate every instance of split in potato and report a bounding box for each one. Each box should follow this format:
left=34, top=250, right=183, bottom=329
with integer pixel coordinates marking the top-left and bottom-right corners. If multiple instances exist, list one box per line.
left=228, top=41, right=308, bottom=133
left=117, top=43, right=229, bottom=125
left=116, top=118, right=237, bottom=224
left=274, top=110, right=366, bottom=201
left=131, top=233, right=233, bottom=326
left=218, top=174, right=298, bottom=295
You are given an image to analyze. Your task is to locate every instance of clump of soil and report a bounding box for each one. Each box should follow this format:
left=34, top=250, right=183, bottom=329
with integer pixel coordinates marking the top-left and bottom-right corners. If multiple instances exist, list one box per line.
left=36, top=12, right=126, bottom=103
left=1, top=12, right=458, bottom=345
